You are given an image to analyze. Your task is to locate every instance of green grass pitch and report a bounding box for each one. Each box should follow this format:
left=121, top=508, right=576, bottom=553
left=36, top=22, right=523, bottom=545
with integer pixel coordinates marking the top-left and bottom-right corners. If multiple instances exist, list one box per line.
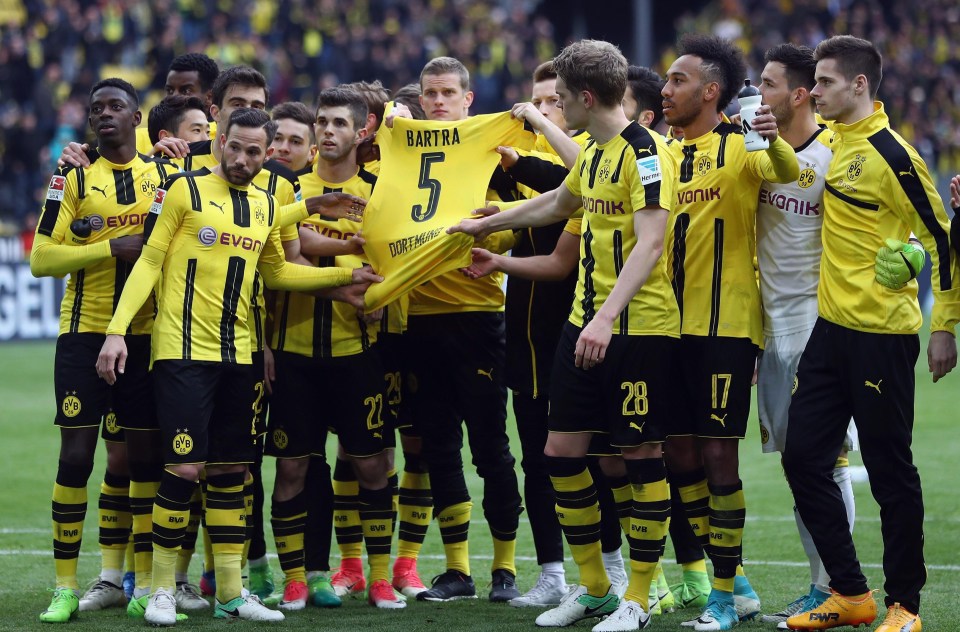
left=1, top=335, right=957, bottom=631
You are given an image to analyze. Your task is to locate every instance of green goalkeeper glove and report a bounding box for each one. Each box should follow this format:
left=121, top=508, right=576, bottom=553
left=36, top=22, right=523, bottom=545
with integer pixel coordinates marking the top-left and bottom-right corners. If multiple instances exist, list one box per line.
left=875, top=238, right=925, bottom=289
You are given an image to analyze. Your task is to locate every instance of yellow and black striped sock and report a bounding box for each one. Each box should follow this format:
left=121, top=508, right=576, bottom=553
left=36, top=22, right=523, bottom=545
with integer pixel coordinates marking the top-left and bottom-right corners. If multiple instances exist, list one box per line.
left=608, top=474, right=632, bottom=538
left=271, top=492, right=307, bottom=585
left=176, top=486, right=203, bottom=583
left=332, top=458, right=363, bottom=561
left=708, top=481, right=745, bottom=592
left=129, top=462, right=161, bottom=596
left=359, top=485, right=394, bottom=583
left=124, top=532, right=134, bottom=574
left=397, top=453, right=432, bottom=561
left=242, top=470, right=255, bottom=567
left=151, top=471, right=197, bottom=592
left=52, top=460, right=93, bottom=590
left=623, top=458, right=670, bottom=609
left=388, top=465, right=399, bottom=529
left=546, top=456, right=608, bottom=597
left=674, top=468, right=710, bottom=551
left=206, top=472, right=247, bottom=604
left=200, top=476, right=215, bottom=577
left=98, top=471, right=131, bottom=581
left=436, top=501, right=472, bottom=576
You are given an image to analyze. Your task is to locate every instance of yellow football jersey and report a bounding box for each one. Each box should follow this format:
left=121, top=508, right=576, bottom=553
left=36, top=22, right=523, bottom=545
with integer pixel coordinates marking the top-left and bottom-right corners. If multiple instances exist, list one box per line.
left=665, top=124, right=798, bottom=345
left=361, top=106, right=536, bottom=311
left=270, top=166, right=381, bottom=357
left=107, top=168, right=351, bottom=362
left=563, top=122, right=680, bottom=336
left=32, top=152, right=175, bottom=335
left=818, top=103, right=960, bottom=333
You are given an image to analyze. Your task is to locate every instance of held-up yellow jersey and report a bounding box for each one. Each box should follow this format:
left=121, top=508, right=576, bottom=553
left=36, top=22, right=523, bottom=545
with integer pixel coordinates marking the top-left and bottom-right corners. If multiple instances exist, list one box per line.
left=32, top=151, right=175, bottom=335
left=563, top=122, right=680, bottom=336
left=665, top=124, right=798, bottom=345
left=819, top=102, right=960, bottom=334
left=270, top=167, right=380, bottom=357
left=361, top=106, right=536, bottom=311
left=106, top=168, right=351, bottom=363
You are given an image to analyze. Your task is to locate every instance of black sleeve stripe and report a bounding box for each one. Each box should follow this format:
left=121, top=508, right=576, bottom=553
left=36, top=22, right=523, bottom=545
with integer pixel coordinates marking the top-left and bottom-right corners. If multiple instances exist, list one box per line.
left=267, top=193, right=275, bottom=226
left=824, top=182, right=880, bottom=211
left=160, top=171, right=203, bottom=212
left=37, top=165, right=75, bottom=237
left=867, top=128, right=952, bottom=290
left=619, top=121, right=661, bottom=206
left=358, top=166, right=378, bottom=191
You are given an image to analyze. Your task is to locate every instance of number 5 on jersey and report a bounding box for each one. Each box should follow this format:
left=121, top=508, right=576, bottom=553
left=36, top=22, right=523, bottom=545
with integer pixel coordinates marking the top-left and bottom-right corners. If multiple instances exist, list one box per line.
left=411, top=152, right=445, bottom=222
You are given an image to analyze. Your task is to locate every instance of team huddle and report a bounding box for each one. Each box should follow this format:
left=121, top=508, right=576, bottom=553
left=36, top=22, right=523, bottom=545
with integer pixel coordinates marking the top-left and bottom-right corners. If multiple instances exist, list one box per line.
left=31, top=29, right=960, bottom=632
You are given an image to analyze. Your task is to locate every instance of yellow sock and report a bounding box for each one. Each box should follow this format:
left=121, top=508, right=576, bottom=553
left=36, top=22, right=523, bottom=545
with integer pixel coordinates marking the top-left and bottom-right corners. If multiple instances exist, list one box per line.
left=98, top=473, right=131, bottom=577
left=623, top=459, right=670, bottom=609
left=397, top=456, right=432, bottom=560
left=359, top=486, right=395, bottom=582
left=151, top=472, right=196, bottom=592
left=609, top=475, right=632, bottom=538
left=124, top=532, right=134, bottom=573
left=708, top=481, right=745, bottom=592
left=130, top=479, right=160, bottom=592
left=676, top=472, right=710, bottom=551
left=52, top=481, right=87, bottom=590
left=206, top=473, right=246, bottom=603
left=176, top=486, right=202, bottom=577
left=271, top=492, right=307, bottom=584
left=436, top=501, right=472, bottom=576
left=242, top=471, right=255, bottom=567
left=332, top=459, right=363, bottom=560
left=492, top=537, right=517, bottom=576
left=682, top=559, right=708, bottom=574
left=548, top=457, right=608, bottom=597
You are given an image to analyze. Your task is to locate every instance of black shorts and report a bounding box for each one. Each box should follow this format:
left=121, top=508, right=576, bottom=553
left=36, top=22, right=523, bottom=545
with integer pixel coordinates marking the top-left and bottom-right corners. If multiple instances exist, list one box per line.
left=54, top=333, right=155, bottom=430
left=251, top=350, right=268, bottom=437
left=153, top=360, right=260, bottom=466
left=266, top=349, right=387, bottom=459
left=100, top=410, right=125, bottom=442
left=672, top=335, right=759, bottom=439
left=376, top=333, right=407, bottom=445
left=548, top=322, right=678, bottom=447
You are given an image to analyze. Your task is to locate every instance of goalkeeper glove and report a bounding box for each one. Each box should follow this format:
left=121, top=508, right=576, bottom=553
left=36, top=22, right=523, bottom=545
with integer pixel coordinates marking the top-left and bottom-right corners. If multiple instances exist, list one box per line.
left=875, top=238, right=925, bottom=289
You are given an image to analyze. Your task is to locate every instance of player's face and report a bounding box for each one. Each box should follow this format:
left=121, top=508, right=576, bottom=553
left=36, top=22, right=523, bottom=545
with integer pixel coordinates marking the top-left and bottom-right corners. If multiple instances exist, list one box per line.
left=555, top=77, right=587, bottom=130
left=271, top=118, right=316, bottom=171
left=420, top=73, right=473, bottom=121
left=810, top=58, right=856, bottom=122
left=314, top=105, right=364, bottom=163
left=662, top=55, right=706, bottom=128
left=759, top=61, right=794, bottom=127
left=219, top=126, right=271, bottom=186
left=622, top=84, right=640, bottom=122
left=213, top=85, right=267, bottom=127
left=173, top=108, right=210, bottom=143
left=88, top=87, right=141, bottom=146
left=166, top=70, right=202, bottom=99
left=531, top=78, right=567, bottom=130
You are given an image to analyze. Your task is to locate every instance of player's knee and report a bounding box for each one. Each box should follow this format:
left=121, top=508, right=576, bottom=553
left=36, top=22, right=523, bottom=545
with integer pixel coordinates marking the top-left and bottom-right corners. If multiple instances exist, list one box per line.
left=351, top=454, right=388, bottom=489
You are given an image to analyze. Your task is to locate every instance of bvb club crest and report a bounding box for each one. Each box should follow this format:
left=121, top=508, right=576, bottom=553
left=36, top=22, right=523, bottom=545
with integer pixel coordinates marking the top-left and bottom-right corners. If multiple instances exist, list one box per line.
left=846, top=154, right=865, bottom=181
left=273, top=429, right=289, bottom=450
left=696, top=155, right=712, bottom=176
left=172, top=429, right=194, bottom=455
left=62, top=392, right=82, bottom=418
left=105, top=411, right=120, bottom=434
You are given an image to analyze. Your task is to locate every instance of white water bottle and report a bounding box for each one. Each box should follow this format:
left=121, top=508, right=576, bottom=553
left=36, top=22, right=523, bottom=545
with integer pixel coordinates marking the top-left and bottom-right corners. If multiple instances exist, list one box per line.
left=738, top=80, right=768, bottom=152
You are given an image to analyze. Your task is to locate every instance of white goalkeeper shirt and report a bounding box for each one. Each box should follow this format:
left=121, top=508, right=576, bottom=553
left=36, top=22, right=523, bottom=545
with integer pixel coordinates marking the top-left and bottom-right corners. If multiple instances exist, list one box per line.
left=757, top=127, right=833, bottom=336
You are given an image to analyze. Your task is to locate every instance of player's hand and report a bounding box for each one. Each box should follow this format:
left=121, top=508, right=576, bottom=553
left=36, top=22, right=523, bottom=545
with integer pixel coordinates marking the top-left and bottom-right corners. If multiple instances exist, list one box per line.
left=949, top=174, right=960, bottom=210
left=575, top=317, right=612, bottom=370
left=447, top=209, right=498, bottom=241
left=344, top=233, right=365, bottom=255
left=59, top=142, right=92, bottom=168
left=351, top=265, right=382, bottom=285
left=263, top=345, right=276, bottom=395
left=928, top=330, right=957, bottom=383
left=496, top=146, right=519, bottom=170
left=359, top=307, right=383, bottom=323
left=728, top=112, right=742, bottom=126
left=318, top=284, right=365, bottom=310
left=152, top=137, right=191, bottom=159
left=875, top=238, right=925, bottom=289
left=96, top=334, right=128, bottom=385
left=385, top=104, right=413, bottom=128
left=460, top=248, right=500, bottom=279
left=308, top=192, right=366, bottom=222
left=110, top=235, right=144, bottom=263
left=511, top=102, right=547, bottom=132
left=356, top=135, right=380, bottom=164
left=750, top=104, right=779, bottom=143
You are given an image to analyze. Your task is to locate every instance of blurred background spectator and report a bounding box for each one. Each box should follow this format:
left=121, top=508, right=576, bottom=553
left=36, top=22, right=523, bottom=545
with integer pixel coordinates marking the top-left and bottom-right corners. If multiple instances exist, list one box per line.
left=1, top=0, right=957, bottom=238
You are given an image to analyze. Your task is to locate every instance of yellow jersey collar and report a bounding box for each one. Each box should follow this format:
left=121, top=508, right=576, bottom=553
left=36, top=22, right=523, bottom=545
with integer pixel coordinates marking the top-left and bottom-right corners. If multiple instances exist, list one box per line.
left=830, top=101, right=888, bottom=139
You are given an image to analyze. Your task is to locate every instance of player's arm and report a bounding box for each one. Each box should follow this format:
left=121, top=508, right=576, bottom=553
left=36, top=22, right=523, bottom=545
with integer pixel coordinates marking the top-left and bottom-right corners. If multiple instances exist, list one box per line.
left=449, top=184, right=581, bottom=240
left=278, top=193, right=366, bottom=227
left=464, top=229, right=579, bottom=282
left=511, top=102, right=579, bottom=168
left=884, top=158, right=960, bottom=381
left=257, top=223, right=379, bottom=291
left=298, top=227, right=365, bottom=258
left=502, top=149, right=571, bottom=194
left=745, top=105, right=799, bottom=184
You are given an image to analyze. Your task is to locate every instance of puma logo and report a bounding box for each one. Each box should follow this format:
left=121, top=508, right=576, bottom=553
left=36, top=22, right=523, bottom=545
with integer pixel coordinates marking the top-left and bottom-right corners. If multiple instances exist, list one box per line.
left=629, top=421, right=645, bottom=433
left=90, top=184, right=108, bottom=197
left=209, top=200, right=225, bottom=212
left=477, top=368, right=493, bottom=381
left=637, top=145, right=654, bottom=156
left=898, top=166, right=914, bottom=178
left=864, top=379, right=882, bottom=394
left=710, top=413, right=727, bottom=427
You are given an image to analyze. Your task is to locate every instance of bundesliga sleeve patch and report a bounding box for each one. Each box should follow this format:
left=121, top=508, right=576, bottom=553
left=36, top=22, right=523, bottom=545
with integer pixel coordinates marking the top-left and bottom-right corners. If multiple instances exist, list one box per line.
left=636, top=155, right=662, bottom=185
left=150, top=188, right=166, bottom=214
left=46, top=175, right=66, bottom=201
